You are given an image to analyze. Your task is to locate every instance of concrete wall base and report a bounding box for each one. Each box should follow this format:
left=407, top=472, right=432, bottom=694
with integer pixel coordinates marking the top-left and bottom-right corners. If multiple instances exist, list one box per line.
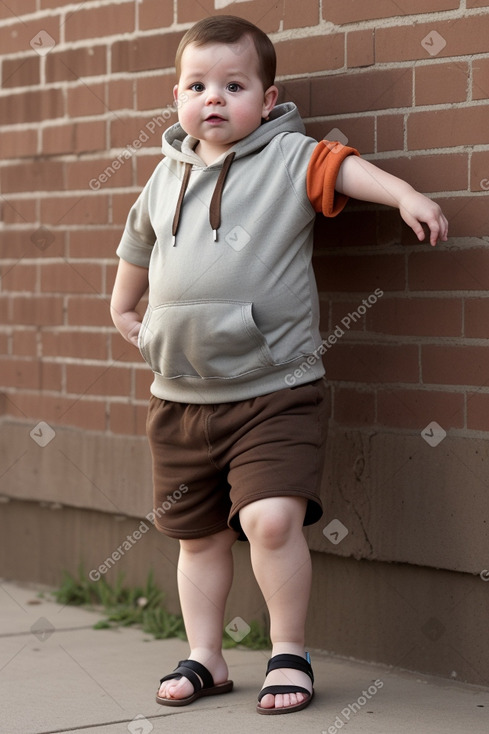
left=1, top=499, right=486, bottom=686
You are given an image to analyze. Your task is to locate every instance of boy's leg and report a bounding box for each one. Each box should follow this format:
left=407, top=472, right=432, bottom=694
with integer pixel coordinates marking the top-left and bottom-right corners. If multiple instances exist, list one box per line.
left=239, top=496, right=313, bottom=711
left=157, top=527, right=238, bottom=700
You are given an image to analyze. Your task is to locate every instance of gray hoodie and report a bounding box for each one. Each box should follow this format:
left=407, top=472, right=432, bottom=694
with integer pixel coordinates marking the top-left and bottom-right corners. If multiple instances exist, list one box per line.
left=116, top=102, right=356, bottom=403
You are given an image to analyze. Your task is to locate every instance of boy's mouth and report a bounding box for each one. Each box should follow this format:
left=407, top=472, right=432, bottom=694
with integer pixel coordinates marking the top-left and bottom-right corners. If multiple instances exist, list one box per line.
left=205, top=114, right=226, bottom=123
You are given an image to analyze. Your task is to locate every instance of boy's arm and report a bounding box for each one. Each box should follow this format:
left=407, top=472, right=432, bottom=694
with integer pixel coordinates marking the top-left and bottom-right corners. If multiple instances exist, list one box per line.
left=110, top=259, right=149, bottom=347
left=335, top=155, right=448, bottom=246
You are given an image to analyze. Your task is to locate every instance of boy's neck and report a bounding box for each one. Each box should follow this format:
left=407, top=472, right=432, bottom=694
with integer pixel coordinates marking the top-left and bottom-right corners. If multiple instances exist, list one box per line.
left=195, top=139, right=236, bottom=166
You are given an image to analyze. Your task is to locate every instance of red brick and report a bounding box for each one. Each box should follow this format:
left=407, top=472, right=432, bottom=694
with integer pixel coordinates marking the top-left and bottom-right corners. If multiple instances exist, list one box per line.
left=347, top=29, right=375, bottom=68
left=42, top=330, right=108, bottom=361
left=422, top=345, right=489, bottom=386
left=368, top=297, right=462, bottom=337
left=467, top=392, right=489, bottom=432
left=373, top=153, right=468, bottom=194
left=67, top=82, right=107, bottom=118
left=409, top=249, right=489, bottom=292
left=134, top=366, right=153, bottom=399
left=1, top=160, right=65, bottom=194
left=42, top=121, right=106, bottom=155
left=377, top=389, right=464, bottom=429
left=2, top=55, right=40, bottom=88
left=0, top=88, right=63, bottom=125
left=464, top=298, right=489, bottom=338
left=0, top=129, right=38, bottom=159
left=67, top=157, right=132, bottom=192
left=376, top=14, right=489, bottom=63
left=139, top=0, right=174, bottom=30
left=66, top=363, right=132, bottom=397
left=40, top=262, right=104, bottom=295
left=0, top=0, right=36, bottom=18
left=377, top=114, right=404, bottom=153
left=136, top=154, right=164, bottom=186
left=2, top=197, right=37, bottom=225
left=68, top=229, right=121, bottom=259
left=40, top=361, right=63, bottom=392
left=323, top=0, right=459, bottom=24
left=45, top=45, right=107, bottom=83
left=311, top=68, right=412, bottom=116
left=408, top=105, right=489, bottom=150
left=306, top=117, right=375, bottom=155
left=279, top=78, right=311, bottom=118
left=0, top=230, right=34, bottom=259
left=66, top=297, right=113, bottom=327
left=0, top=16, right=59, bottom=55
left=439, top=196, right=489, bottom=239
left=0, top=358, right=41, bottom=389
left=0, top=332, right=9, bottom=356
left=136, top=74, right=175, bottom=112
left=177, top=0, right=283, bottom=32
left=470, top=151, right=489, bottom=193
left=109, top=78, right=135, bottom=112
left=314, top=253, right=405, bottom=293
left=41, top=194, right=109, bottom=226
left=472, top=58, right=489, bottom=100
left=467, top=0, right=489, bottom=6
left=12, top=329, right=37, bottom=357
left=276, top=34, right=344, bottom=76
left=111, top=193, right=142, bottom=226
left=283, top=0, right=320, bottom=29
left=330, top=300, right=367, bottom=332
left=112, top=32, right=184, bottom=74
left=1, top=263, right=37, bottom=293
left=333, top=387, right=375, bottom=426
left=110, top=114, right=165, bottom=149
left=325, top=343, right=419, bottom=383
left=415, top=62, right=469, bottom=106
left=11, top=296, right=64, bottom=326
left=65, top=2, right=135, bottom=42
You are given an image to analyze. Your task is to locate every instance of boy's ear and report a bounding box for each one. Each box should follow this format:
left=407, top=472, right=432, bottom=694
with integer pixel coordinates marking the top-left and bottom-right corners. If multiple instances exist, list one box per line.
left=262, top=85, right=279, bottom=119
left=173, top=84, right=179, bottom=103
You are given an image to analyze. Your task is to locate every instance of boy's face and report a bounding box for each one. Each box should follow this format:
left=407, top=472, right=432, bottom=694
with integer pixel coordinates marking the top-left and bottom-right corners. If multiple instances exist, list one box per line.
left=174, top=37, right=278, bottom=163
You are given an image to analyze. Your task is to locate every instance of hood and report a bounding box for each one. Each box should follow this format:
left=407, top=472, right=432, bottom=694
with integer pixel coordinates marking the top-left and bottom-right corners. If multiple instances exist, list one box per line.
left=161, top=102, right=306, bottom=165
left=160, top=103, right=306, bottom=245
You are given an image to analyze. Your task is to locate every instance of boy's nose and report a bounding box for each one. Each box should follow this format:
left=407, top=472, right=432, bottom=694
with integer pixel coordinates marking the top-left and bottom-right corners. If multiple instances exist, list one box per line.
left=205, top=88, right=224, bottom=105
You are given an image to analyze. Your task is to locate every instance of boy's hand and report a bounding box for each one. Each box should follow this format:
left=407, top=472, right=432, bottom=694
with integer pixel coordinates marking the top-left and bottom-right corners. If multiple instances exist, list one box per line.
left=398, top=190, right=448, bottom=247
left=112, top=311, right=142, bottom=347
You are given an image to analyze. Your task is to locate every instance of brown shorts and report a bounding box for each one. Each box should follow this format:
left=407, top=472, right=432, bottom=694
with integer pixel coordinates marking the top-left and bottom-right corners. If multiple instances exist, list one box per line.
left=146, top=379, right=330, bottom=541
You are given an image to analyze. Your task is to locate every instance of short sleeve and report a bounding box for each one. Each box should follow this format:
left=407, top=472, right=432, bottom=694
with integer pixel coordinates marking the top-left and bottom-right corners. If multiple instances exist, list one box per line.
left=306, top=140, right=360, bottom=217
left=116, top=180, right=156, bottom=268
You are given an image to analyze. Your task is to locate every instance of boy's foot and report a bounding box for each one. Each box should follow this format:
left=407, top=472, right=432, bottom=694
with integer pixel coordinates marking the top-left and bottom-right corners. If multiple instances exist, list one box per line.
left=157, top=652, right=230, bottom=702
left=257, top=652, right=314, bottom=714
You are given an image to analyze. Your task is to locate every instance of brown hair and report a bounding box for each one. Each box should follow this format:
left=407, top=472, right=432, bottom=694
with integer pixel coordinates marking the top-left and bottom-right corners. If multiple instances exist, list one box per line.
left=175, top=15, right=276, bottom=90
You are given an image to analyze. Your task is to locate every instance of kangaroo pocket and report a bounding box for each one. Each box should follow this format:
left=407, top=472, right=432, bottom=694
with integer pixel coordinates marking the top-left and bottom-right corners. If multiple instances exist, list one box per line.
left=138, top=300, right=277, bottom=379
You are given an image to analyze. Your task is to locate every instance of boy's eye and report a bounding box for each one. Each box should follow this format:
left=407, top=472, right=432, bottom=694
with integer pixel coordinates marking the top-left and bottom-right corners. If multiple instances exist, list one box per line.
left=190, top=83, right=205, bottom=92
left=227, top=83, right=242, bottom=92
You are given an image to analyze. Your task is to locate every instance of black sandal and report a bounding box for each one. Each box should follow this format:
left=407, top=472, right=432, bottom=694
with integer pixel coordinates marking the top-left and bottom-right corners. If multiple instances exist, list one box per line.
left=156, top=659, right=233, bottom=707
left=256, top=652, right=314, bottom=715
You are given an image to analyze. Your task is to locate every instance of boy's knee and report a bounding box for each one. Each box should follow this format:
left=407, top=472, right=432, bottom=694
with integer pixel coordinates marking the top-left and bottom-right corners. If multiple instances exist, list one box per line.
left=240, top=497, right=306, bottom=550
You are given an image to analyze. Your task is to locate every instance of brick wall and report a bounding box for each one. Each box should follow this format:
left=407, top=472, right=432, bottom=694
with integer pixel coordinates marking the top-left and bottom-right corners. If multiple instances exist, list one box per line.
left=1, top=0, right=488, bottom=439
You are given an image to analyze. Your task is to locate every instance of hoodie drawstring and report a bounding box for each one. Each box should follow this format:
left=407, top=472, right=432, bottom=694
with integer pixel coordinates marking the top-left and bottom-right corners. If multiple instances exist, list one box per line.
left=172, top=152, right=236, bottom=246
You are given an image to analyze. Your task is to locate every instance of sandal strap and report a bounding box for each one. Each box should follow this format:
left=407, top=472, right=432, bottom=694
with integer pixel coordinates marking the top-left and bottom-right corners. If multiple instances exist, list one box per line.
left=159, top=659, right=214, bottom=692
left=265, top=653, right=314, bottom=684
left=257, top=684, right=311, bottom=703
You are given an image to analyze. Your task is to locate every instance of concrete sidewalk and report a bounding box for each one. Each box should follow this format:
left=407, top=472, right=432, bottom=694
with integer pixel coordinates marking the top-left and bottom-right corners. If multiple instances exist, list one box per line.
left=1, top=580, right=488, bottom=734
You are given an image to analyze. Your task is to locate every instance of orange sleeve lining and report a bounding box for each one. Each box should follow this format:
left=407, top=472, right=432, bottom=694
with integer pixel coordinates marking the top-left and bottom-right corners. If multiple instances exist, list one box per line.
left=306, top=140, right=360, bottom=217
